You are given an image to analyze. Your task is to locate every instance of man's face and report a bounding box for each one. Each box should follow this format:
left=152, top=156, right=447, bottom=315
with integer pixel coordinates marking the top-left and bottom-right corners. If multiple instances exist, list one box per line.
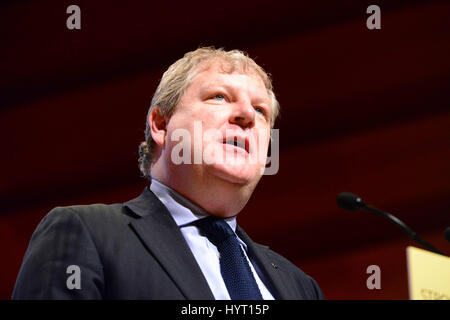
left=164, top=61, right=272, bottom=190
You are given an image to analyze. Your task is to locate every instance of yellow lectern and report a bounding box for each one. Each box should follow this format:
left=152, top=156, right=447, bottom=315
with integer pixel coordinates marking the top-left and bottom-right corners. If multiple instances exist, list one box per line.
left=407, top=246, right=450, bottom=300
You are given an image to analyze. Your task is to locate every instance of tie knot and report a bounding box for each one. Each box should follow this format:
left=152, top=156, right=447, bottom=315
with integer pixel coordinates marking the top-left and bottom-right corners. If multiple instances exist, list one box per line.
left=194, top=216, right=236, bottom=247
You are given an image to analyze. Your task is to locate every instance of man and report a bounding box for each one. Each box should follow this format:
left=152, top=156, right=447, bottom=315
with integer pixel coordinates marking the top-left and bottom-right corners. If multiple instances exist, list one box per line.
left=12, top=47, right=324, bottom=299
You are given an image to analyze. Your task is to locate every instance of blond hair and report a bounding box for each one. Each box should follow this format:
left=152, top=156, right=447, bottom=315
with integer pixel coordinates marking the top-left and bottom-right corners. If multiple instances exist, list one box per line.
left=138, top=47, right=280, bottom=180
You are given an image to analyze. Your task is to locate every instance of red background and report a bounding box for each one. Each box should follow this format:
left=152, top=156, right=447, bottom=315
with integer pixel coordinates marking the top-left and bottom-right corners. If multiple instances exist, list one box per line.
left=1, top=0, right=449, bottom=299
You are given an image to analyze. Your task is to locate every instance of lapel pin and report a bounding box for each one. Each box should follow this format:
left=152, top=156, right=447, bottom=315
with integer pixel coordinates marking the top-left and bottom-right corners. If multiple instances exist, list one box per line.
left=271, top=262, right=278, bottom=269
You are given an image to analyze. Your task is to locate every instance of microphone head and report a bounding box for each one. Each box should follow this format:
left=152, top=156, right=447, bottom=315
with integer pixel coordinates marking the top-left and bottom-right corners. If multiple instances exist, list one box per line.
left=445, top=227, right=450, bottom=242
left=337, top=192, right=366, bottom=211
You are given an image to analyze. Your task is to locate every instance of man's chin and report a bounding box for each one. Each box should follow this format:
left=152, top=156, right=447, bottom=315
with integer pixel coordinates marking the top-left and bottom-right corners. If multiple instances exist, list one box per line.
left=206, top=163, right=260, bottom=186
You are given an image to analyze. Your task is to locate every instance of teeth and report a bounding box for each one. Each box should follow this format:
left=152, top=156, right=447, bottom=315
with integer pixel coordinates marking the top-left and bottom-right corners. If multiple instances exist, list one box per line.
left=225, top=139, right=245, bottom=150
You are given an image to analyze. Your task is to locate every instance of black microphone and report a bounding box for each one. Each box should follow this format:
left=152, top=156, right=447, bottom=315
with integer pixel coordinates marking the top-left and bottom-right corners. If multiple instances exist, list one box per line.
left=337, top=192, right=444, bottom=255
left=445, top=227, right=450, bottom=243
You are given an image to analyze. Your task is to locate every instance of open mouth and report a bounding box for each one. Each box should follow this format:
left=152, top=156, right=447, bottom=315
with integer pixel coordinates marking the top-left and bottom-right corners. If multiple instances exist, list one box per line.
left=222, top=137, right=249, bottom=153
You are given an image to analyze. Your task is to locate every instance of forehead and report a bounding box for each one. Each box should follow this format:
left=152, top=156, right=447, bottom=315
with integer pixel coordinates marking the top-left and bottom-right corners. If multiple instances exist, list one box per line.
left=189, top=60, right=269, bottom=96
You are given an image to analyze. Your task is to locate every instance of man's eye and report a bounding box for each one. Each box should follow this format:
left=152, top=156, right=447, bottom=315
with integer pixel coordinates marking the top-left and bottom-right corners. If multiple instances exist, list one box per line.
left=254, top=107, right=265, bottom=115
left=214, top=94, right=225, bottom=101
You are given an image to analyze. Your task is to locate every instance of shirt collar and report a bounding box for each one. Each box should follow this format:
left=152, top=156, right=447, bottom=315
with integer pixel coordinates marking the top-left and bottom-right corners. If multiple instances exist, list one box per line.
left=149, top=179, right=238, bottom=232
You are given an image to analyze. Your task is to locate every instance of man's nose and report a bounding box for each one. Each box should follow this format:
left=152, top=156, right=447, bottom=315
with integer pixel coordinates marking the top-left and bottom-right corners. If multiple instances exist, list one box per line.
left=228, top=100, right=255, bottom=129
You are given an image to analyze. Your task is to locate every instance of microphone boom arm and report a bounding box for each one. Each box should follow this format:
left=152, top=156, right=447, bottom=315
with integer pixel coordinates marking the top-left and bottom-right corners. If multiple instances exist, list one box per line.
left=364, top=204, right=443, bottom=255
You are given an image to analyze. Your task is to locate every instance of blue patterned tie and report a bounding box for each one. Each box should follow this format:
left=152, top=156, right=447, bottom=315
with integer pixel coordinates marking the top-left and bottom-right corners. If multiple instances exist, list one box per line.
left=194, top=216, right=263, bottom=300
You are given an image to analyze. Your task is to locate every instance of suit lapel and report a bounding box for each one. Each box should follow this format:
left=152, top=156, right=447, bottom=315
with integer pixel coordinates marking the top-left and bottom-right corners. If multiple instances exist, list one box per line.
left=236, top=226, right=297, bottom=300
left=124, top=188, right=215, bottom=300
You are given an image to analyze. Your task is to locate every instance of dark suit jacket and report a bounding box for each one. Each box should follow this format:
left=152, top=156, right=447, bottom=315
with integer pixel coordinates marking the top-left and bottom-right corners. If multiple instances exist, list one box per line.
left=12, top=187, right=324, bottom=299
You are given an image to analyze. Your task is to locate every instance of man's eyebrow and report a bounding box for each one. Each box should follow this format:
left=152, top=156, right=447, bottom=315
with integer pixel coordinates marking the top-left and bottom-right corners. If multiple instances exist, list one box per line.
left=198, top=78, right=271, bottom=109
left=201, top=81, right=268, bottom=99
left=198, top=82, right=238, bottom=99
left=252, top=94, right=270, bottom=105
left=199, top=80, right=232, bottom=90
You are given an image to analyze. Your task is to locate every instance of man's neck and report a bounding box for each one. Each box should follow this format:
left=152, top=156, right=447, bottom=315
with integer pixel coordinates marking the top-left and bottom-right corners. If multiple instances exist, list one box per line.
left=149, top=168, right=252, bottom=218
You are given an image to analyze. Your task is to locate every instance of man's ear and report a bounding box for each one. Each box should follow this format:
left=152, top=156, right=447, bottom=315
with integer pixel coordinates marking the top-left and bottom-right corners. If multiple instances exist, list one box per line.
left=148, top=106, right=167, bottom=147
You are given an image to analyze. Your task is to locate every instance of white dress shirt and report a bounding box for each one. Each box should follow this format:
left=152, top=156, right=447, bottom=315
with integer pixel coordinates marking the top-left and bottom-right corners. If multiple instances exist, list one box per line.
left=150, top=179, right=274, bottom=300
